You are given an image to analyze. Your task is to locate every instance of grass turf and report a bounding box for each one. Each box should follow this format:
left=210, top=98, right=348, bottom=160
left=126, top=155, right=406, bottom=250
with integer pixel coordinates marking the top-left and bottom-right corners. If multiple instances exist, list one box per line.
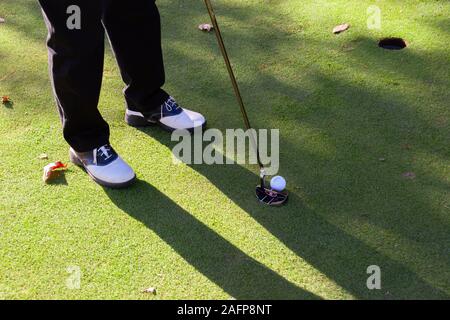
left=0, top=0, right=449, bottom=299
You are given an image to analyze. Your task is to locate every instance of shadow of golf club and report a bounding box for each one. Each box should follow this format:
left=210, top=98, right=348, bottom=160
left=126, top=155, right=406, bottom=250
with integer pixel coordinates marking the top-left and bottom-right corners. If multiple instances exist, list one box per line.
left=104, top=179, right=320, bottom=300
left=138, top=127, right=449, bottom=299
left=187, top=161, right=449, bottom=299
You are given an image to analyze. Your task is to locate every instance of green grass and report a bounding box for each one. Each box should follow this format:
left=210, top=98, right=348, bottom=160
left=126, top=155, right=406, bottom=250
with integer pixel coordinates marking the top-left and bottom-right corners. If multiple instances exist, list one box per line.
left=0, top=0, right=449, bottom=299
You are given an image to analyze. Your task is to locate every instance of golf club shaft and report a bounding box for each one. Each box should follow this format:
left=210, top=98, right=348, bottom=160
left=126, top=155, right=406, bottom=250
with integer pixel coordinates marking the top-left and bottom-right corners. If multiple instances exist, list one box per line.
left=204, top=0, right=265, bottom=172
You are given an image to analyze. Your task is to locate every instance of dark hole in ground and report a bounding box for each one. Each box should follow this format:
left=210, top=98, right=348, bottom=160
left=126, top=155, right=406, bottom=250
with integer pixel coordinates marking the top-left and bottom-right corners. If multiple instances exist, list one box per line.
left=379, top=37, right=407, bottom=50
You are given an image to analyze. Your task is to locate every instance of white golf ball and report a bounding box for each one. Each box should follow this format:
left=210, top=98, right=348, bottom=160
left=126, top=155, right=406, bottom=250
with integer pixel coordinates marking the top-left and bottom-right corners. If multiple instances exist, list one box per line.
left=270, top=176, right=286, bottom=192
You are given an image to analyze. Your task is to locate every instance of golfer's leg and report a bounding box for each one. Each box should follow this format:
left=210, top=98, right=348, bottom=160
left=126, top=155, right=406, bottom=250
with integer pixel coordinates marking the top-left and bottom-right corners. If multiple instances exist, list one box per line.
left=102, top=0, right=169, bottom=114
left=39, top=0, right=109, bottom=152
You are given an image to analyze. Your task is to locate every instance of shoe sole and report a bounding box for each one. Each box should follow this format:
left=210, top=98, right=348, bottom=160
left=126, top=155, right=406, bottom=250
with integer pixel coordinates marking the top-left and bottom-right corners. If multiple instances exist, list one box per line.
left=125, top=112, right=207, bottom=133
left=69, top=150, right=136, bottom=189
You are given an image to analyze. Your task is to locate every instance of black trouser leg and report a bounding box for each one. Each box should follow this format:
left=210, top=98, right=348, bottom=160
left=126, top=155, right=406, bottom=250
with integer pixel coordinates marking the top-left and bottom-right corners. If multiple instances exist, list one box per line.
left=102, top=0, right=169, bottom=115
left=39, top=0, right=109, bottom=152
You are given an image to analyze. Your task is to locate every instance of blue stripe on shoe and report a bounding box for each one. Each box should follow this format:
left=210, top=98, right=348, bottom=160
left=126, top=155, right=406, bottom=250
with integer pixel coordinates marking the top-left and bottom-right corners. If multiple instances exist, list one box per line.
left=96, top=145, right=118, bottom=166
left=161, top=97, right=183, bottom=118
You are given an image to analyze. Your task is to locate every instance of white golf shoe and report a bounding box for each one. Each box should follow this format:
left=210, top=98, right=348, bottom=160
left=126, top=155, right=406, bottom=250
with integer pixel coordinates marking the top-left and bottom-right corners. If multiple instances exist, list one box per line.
left=69, top=144, right=136, bottom=188
left=125, top=96, right=206, bottom=132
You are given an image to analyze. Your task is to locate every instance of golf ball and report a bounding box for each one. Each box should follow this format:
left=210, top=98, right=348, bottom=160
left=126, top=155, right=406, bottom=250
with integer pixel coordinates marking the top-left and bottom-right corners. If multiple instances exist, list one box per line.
left=270, top=176, right=286, bottom=192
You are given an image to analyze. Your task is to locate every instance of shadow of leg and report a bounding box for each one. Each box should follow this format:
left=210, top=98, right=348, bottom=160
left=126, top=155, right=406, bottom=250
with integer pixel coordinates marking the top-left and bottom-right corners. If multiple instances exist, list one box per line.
left=104, top=180, right=320, bottom=300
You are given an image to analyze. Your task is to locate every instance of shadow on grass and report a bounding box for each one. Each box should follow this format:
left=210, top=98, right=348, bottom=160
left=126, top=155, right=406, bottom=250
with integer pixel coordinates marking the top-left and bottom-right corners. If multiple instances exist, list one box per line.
left=47, top=172, right=68, bottom=186
left=104, top=179, right=319, bottom=300
left=154, top=21, right=450, bottom=298
left=139, top=127, right=449, bottom=300
left=7, top=0, right=450, bottom=299
left=2, top=101, right=14, bottom=109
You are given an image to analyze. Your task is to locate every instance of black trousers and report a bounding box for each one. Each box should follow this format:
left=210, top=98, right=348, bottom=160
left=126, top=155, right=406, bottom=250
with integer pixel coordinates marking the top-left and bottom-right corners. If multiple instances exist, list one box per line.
left=39, top=0, right=169, bottom=152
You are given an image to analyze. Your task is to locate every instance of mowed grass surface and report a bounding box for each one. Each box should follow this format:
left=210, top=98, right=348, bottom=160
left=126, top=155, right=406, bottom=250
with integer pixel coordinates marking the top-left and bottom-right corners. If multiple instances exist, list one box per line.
left=0, top=0, right=449, bottom=299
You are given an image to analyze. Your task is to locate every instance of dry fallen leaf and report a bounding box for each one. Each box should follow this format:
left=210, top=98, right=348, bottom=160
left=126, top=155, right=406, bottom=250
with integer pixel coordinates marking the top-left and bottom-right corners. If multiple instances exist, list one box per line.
left=43, top=161, right=68, bottom=183
left=198, top=23, right=214, bottom=32
left=2, top=96, right=11, bottom=104
left=39, top=153, right=49, bottom=160
left=143, top=287, right=157, bottom=295
left=333, top=23, right=350, bottom=34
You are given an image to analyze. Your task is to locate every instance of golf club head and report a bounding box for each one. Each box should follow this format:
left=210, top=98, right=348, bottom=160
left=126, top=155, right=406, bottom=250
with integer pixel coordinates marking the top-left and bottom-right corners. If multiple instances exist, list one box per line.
left=255, top=185, right=288, bottom=206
